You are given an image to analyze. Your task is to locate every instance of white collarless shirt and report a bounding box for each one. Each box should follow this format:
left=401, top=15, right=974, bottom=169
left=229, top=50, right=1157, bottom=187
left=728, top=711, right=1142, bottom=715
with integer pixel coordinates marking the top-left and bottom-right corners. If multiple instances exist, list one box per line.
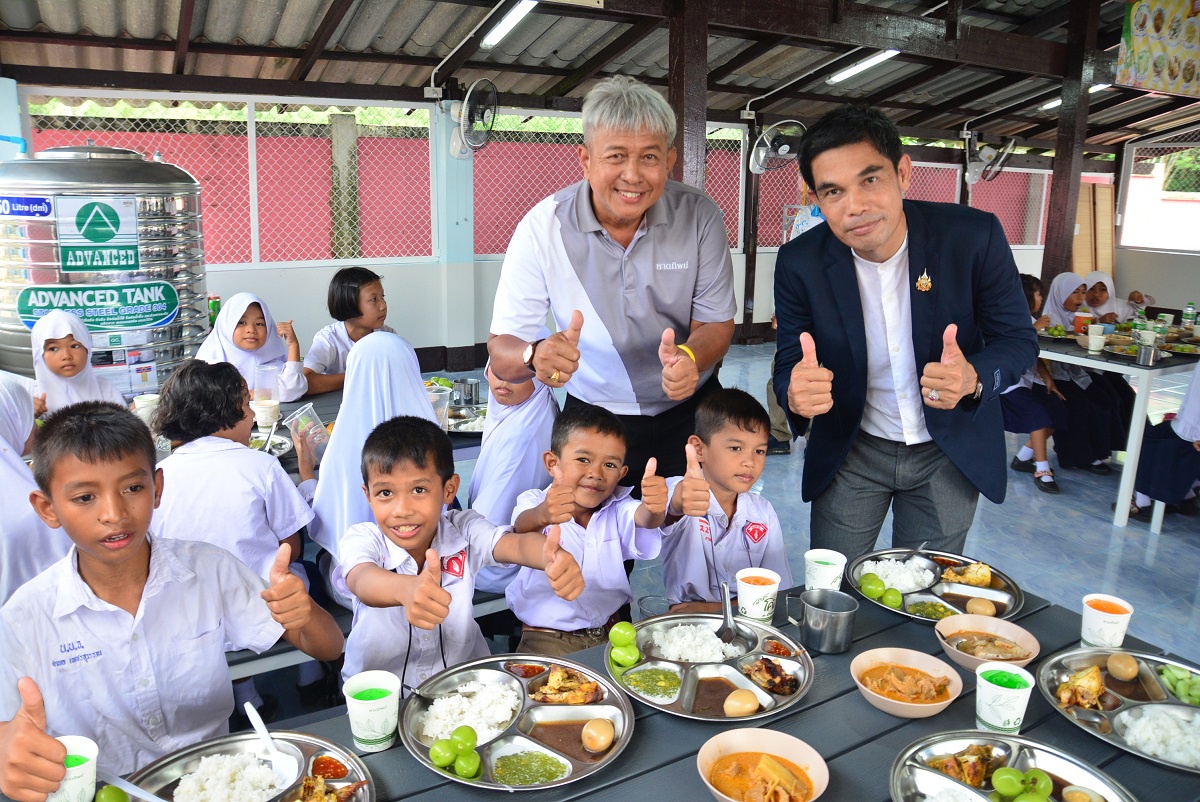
left=338, top=511, right=508, bottom=688
left=853, top=238, right=931, bottom=445
left=0, top=537, right=283, bottom=775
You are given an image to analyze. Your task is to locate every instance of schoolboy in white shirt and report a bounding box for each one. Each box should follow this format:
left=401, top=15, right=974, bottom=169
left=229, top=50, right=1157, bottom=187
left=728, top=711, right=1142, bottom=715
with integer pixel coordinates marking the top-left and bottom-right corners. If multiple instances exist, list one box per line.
left=662, top=388, right=794, bottom=613
left=340, top=416, right=584, bottom=689
left=0, top=402, right=343, bottom=790
left=508, top=403, right=669, bottom=657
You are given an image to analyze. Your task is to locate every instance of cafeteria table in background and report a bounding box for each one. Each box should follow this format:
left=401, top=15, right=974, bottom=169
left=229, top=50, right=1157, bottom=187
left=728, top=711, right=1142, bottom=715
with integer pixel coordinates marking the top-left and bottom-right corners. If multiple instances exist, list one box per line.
left=1036, top=338, right=1197, bottom=532
left=272, top=591, right=1200, bottom=802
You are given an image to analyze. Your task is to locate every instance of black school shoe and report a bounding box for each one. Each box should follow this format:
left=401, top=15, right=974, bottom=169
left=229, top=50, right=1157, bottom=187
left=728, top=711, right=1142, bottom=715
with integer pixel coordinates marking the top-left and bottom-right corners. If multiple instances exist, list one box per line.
left=1011, top=456, right=1036, bottom=474
left=1110, top=502, right=1152, bottom=523
left=1033, top=472, right=1060, bottom=494
left=229, top=695, right=279, bottom=732
left=767, top=436, right=791, bottom=456
left=1088, top=461, right=1114, bottom=475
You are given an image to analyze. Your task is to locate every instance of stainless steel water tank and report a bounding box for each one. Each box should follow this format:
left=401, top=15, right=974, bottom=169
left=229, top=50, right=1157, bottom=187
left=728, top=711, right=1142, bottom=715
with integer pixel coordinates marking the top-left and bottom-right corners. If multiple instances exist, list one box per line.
left=0, top=144, right=207, bottom=398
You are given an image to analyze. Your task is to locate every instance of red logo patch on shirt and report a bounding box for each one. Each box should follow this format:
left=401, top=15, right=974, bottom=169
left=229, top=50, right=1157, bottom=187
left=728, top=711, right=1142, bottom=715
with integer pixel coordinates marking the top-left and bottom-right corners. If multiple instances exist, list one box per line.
left=698, top=518, right=712, bottom=541
left=441, top=549, right=466, bottom=579
left=742, top=522, right=768, bottom=544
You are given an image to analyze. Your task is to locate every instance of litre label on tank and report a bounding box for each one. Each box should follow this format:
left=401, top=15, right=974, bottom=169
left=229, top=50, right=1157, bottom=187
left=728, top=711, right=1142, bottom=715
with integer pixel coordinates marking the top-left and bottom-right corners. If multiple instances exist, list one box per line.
left=16, top=281, right=179, bottom=331
left=55, top=195, right=140, bottom=272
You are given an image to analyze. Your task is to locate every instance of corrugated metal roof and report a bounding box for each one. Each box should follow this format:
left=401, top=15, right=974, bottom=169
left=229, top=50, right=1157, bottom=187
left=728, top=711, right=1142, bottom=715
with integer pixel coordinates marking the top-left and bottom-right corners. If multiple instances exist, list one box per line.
left=1, top=0, right=1196, bottom=145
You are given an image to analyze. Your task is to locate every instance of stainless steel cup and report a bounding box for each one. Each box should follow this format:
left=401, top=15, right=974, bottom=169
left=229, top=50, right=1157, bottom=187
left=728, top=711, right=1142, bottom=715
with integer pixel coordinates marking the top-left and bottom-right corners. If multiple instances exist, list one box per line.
left=452, top=378, right=481, bottom=406
left=1136, top=344, right=1159, bottom=366
left=797, top=589, right=858, bottom=654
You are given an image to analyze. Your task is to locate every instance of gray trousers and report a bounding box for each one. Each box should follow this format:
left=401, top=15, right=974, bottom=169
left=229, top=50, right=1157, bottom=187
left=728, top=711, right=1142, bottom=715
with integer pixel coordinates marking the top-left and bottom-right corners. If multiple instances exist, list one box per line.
left=809, top=430, right=979, bottom=562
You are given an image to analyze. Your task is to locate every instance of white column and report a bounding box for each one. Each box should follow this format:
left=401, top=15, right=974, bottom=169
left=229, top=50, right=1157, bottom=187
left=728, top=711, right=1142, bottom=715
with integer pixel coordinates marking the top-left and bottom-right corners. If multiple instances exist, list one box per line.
left=430, top=101, right=477, bottom=365
left=0, top=79, right=26, bottom=160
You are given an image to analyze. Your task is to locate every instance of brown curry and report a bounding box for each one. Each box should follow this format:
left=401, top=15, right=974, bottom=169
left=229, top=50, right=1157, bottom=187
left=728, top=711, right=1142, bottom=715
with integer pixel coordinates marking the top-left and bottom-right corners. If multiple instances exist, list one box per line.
left=710, top=752, right=811, bottom=802
left=859, top=663, right=950, bottom=703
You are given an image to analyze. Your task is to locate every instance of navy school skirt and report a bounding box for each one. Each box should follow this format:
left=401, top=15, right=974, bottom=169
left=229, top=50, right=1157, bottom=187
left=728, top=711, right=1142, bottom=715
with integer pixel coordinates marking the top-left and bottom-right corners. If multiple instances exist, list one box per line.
left=1000, top=385, right=1069, bottom=435
left=1135, top=420, right=1200, bottom=504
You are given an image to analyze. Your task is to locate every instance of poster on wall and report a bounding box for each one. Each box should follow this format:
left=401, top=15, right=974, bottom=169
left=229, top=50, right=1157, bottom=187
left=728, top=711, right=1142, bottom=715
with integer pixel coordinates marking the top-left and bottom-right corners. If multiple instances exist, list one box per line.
left=1116, top=0, right=1200, bottom=97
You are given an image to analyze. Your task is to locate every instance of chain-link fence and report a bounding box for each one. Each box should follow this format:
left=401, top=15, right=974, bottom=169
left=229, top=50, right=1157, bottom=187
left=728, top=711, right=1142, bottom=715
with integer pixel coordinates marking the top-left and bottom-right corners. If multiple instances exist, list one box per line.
left=473, top=114, right=584, bottom=256
left=27, top=96, right=253, bottom=265
left=970, top=169, right=1050, bottom=246
left=908, top=162, right=961, bottom=204
left=1122, top=134, right=1200, bottom=251
left=704, top=129, right=743, bottom=249
left=755, top=160, right=804, bottom=248
left=24, top=94, right=434, bottom=265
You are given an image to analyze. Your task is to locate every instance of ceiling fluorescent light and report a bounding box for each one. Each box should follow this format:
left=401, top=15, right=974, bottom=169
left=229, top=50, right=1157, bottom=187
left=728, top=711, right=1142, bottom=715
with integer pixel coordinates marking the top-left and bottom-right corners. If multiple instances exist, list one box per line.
left=481, top=1, right=537, bottom=49
left=826, top=50, right=900, bottom=84
left=1040, top=84, right=1112, bottom=111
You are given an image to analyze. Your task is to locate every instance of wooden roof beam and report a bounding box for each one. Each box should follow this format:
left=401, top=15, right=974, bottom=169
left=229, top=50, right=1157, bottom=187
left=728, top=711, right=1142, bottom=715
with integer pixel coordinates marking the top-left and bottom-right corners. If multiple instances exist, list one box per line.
left=545, top=17, right=662, bottom=97
left=289, top=0, right=355, bottom=81
left=898, top=72, right=1027, bottom=126
left=707, top=35, right=789, bottom=83
left=434, top=0, right=525, bottom=86
left=173, top=0, right=196, bottom=75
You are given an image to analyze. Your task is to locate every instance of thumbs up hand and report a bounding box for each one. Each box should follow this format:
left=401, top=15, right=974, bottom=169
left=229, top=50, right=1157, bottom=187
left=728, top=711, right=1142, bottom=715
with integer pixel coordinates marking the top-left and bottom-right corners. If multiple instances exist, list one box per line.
left=659, top=328, right=700, bottom=401
left=543, top=464, right=577, bottom=526
left=920, top=323, right=979, bottom=409
left=0, top=678, right=68, bottom=802
left=670, top=443, right=711, bottom=518
left=402, top=549, right=452, bottom=629
left=639, top=458, right=668, bottom=516
left=533, top=310, right=583, bottom=387
left=787, top=333, right=834, bottom=418
left=542, top=526, right=585, bottom=601
left=260, top=543, right=313, bottom=631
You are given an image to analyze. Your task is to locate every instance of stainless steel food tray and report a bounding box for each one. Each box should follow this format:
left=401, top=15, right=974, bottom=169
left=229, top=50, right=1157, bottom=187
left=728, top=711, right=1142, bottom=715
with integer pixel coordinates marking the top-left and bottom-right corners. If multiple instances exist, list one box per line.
left=846, top=548, right=1025, bottom=623
left=1037, top=647, right=1200, bottom=775
left=890, top=730, right=1138, bottom=801
left=128, top=731, right=373, bottom=802
left=604, top=613, right=812, bottom=722
left=399, top=654, right=633, bottom=791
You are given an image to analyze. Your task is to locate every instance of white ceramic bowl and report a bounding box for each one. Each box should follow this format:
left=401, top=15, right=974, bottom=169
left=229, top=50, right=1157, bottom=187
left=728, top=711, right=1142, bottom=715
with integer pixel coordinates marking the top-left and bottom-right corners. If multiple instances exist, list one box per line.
left=849, top=647, right=963, bottom=719
left=697, top=728, right=828, bottom=802
left=934, top=614, right=1040, bottom=671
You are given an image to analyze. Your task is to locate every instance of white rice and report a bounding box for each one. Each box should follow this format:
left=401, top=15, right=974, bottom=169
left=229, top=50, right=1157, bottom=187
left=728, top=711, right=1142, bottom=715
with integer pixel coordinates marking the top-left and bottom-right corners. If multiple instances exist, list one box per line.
left=1121, top=706, right=1200, bottom=768
left=859, top=559, right=935, bottom=593
left=173, top=754, right=278, bottom=802
left=652, top=624, right=744, bottom=663
left=923, top=790, right=982, bottom=802
left=419, top=680, right=521, bottom=744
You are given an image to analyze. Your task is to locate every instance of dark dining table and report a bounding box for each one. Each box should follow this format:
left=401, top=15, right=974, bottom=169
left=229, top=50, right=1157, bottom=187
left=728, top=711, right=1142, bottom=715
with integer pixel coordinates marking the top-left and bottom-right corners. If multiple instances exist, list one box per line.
left=270, top=590, right=1200, bottom=802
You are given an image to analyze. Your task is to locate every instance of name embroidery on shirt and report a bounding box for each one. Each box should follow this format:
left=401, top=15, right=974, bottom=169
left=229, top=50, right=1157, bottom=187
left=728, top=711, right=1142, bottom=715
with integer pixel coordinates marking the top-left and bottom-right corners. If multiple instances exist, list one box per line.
left=656, top=261, right=690, bottom=271
left=52, top=640, right=103, bottom=667
left=698, top=518, right=712, bottom=542
left=742, top=522, right=768, bottom=544
left=441, top=549, right=466, bottom=579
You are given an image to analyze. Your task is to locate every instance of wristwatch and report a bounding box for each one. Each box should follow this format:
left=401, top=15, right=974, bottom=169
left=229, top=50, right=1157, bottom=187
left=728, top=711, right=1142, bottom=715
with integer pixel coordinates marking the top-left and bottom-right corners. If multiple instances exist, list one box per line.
left=522, top=339, right=543, bottom=372
left=972, top=380, right=984, bottom=401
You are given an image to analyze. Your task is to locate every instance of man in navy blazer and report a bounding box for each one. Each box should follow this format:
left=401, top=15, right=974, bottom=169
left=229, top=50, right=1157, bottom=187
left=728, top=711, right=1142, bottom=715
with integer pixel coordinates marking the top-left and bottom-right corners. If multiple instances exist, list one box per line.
left=773, top=105, right=1037, bottom=560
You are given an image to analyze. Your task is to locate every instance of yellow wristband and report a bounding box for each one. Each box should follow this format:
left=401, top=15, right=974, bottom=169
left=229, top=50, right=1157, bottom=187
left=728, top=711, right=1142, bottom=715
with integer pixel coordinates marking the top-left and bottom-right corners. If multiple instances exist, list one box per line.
left=676, top=344, right=697, bottom=363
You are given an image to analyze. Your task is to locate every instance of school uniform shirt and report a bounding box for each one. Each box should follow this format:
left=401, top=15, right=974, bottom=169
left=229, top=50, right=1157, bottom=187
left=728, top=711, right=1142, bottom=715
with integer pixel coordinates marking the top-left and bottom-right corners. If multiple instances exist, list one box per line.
left=0, top=536, right=283, bottom=775
left=153, top=436, right=313, bottom=580
left=506, top=486, right=662, bottom=631
left=0, top=375, right=68, bottom=604
left=303, top=321, right=397, bottom=375
left=338, top=511, right=508, bottom=688
left=195, top=292, right=307, bottom=401
left=31, top=309, right=127, bottom=413
left=1046, top=273, right=1093, bottom=390
left=660, top=477, right=792, bottom=605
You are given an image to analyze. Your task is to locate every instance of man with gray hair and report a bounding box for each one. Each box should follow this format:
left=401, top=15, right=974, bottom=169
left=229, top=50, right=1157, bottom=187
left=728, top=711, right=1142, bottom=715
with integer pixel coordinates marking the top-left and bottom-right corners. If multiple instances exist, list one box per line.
left=489, top=76, right=736, bottom=483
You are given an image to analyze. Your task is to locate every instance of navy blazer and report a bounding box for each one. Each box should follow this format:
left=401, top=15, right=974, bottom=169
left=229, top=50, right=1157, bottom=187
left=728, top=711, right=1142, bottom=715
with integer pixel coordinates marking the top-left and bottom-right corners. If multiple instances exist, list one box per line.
left=772, top=200, right=1038, bottom=504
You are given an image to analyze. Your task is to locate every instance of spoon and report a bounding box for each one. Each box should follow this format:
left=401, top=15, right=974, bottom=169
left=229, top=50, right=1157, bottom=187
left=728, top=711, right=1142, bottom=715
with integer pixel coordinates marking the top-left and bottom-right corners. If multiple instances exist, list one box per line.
left=259, top=420, right=279, bottom=452
left=96, top=771, right=172, bottom=802
left=716, top=581, right=736, bottom=645
left=1069, top=705, right=1114, bottom=735
left=896, top=540, right=930, bottom=563
left=243, top=702, right=301, bottom=788
left=402, top=683, right=439, bottom=703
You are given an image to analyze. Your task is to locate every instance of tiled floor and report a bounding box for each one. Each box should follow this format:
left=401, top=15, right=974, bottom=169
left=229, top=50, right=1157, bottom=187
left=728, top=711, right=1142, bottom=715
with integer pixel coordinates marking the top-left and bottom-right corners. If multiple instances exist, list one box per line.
left=445, top=343, right=1200, bottom=663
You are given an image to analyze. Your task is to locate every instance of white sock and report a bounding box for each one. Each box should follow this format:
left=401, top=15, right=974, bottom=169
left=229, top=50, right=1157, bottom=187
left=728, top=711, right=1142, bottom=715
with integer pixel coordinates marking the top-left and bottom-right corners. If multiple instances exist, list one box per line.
left=1135, top=492, right=1152, bottom=507
left=297, top=660, right=324, bottom=687
left=1018, top=445, right=1035, bottom=461
left=233, top=677, right=264, bottom=710
left=1092, top=459, right=1104, bottom=466
left=1035, top=461, right=1053, bottom=481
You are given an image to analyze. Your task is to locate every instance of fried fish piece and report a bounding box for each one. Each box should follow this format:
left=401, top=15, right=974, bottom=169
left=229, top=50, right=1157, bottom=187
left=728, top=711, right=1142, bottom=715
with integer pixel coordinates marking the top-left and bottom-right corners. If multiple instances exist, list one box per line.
left=300, top=776, right=369, bottom=802
left=742, top=657, right=800, bottom=695
left=530, top=664, right=603, bottom=704
left=1056, top=664, right=1104, bottom=709
left=941, top=562, right=992, bottom=588
left=927, top=744, right=994, bottom=789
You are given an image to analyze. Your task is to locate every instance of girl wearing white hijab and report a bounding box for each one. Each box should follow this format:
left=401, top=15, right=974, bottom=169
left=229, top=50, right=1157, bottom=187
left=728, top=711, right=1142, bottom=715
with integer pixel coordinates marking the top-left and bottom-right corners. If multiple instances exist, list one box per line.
left=469, top=360, right=560, bottom=593
left=1045, top=273, right=1122, bottom=472
left=1084, top=272, right=1138, bottom=324
left=310, top=331, right=435, bottom=607
left=1129, top=370, right=1200, bottom=519
left=0, top=374, right=68, bottom=604
left=196, top=292, right=307, bottom=401
left=31, top=309, right=126, bottom=415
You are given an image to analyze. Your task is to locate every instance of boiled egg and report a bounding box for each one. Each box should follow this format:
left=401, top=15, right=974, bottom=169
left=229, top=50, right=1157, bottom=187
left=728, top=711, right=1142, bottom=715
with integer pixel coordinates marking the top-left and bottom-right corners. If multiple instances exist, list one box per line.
left=723, top=688, right=759, bottom=717
left=581, top=718, right=615, bottom=753
left=1107, top=651, right=1139, bottom=682
left=1062, top=785, right=1104, bottom=802
left=965, top=597, right=997, bottom=617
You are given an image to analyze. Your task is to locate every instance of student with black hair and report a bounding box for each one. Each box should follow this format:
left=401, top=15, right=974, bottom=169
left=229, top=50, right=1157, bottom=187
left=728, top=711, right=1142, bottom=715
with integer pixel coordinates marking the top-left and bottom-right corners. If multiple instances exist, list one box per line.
left=303, top=267, right=395, bottom=395
left=339, top=416, right=583, bottom=689
left=0, top=402, right=342, bottom=785
left=773, top=103, right=1037, bottom=560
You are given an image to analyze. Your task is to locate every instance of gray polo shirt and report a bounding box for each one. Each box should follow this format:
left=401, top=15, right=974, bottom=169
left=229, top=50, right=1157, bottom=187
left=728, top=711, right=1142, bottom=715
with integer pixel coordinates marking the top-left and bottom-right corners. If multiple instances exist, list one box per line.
left=490, top=179, right=736, bottom=416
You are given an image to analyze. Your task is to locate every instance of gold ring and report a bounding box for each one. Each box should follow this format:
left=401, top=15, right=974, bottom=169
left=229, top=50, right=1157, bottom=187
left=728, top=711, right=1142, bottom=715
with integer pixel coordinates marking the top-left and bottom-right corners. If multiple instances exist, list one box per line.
left=550, top=370, right=560, bottom=383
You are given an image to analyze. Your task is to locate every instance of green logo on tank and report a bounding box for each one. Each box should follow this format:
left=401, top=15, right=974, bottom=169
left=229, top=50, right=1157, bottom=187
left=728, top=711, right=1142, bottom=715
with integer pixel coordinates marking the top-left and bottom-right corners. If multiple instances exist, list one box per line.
left=75, top=202, right=121, bottom=243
